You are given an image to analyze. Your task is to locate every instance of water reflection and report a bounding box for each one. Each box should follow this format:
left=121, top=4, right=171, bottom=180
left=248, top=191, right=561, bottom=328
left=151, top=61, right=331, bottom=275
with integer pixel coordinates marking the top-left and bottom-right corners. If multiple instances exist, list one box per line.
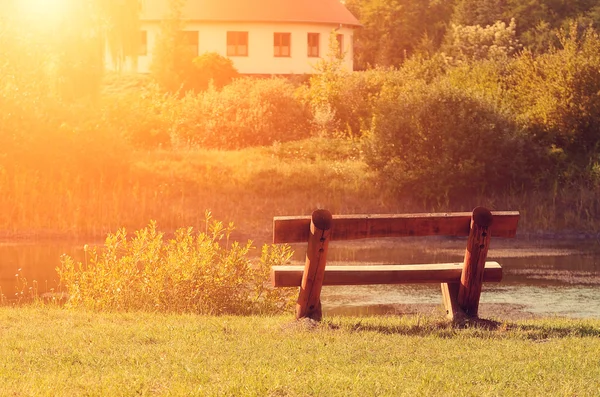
left=0, top=242, right=86, bottom=300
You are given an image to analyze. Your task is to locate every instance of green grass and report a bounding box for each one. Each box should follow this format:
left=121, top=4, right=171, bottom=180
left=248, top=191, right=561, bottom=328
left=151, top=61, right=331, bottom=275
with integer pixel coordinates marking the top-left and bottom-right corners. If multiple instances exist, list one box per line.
left=1, top=307, right=600, bottom=396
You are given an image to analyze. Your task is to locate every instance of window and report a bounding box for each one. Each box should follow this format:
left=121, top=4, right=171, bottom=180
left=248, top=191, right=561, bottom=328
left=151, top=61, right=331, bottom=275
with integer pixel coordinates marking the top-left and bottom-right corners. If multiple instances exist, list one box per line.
left=227, top=31, right=248, bottom=56
left=180, top=31, right=199, bottom=56
left=336, top=34, right=344, bottom=57
left=274, top=33, right=291, bottom=57
left=139, top=30, right=148, bottom=56
left=307, top=33, right=319, bottom=57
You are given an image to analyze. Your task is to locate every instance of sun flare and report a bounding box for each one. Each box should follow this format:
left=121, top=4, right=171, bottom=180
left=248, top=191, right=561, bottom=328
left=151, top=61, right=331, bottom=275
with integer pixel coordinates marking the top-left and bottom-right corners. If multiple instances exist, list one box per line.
left=17, top=0, right=70, bottom=23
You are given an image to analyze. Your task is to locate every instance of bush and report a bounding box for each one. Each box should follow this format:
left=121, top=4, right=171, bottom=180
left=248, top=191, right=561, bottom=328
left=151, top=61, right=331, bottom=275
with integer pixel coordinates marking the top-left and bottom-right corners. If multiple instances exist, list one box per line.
left=444, top=19, right=521, bottom=64
left=171, top=77, right=311, bottom=148
left=308, top=68, right=403, bottom=137
left=191, top=52, right=239, bottom=90
left=57, top=217, right=296, bottom=314
left=100, top=85, right=174, bottom=148
left=508, top=25, right=600, bottom=183
left=362, top=80, right=531, bottom=203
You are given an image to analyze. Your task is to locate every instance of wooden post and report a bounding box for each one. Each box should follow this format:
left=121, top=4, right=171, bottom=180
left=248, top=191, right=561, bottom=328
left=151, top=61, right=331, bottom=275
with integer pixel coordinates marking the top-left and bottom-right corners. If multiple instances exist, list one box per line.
left=458, top=207, right=493, bottom=317
left=296, top=209, right=333, bottom=321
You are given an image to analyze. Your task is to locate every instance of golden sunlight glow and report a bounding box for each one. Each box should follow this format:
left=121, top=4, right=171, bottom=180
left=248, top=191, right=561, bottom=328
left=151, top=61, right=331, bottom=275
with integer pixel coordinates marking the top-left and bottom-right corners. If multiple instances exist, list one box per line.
left=17, top=0, right=70, bottom=24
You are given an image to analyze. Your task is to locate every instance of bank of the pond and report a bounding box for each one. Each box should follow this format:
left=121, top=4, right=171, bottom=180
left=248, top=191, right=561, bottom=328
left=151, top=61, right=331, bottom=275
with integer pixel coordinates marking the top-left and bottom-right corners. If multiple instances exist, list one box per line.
left=2, top=139, right=600, bottom=242
left=1, top=307, right=599, bottom=396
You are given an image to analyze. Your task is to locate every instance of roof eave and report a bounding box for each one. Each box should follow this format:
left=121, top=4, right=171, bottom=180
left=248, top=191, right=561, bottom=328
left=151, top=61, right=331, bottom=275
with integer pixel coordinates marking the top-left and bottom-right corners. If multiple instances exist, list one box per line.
left=141, top=18, right=361, bottom=27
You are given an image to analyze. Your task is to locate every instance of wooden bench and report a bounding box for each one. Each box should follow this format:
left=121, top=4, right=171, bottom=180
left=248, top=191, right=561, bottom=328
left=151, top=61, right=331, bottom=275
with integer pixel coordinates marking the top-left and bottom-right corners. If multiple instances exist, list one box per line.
left=271, top=207, right=519, bottom=321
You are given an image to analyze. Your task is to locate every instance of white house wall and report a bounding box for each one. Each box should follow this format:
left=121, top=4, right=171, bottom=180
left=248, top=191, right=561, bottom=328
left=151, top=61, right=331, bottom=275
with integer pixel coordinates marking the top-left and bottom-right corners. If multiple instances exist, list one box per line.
left=107, top=21, right=354, bottom=75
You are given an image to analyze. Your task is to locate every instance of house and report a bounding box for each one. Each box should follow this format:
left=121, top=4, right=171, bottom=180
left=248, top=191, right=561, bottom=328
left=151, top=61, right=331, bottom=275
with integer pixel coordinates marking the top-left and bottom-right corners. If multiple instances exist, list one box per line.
left=108, top=0, right=360, bottom=75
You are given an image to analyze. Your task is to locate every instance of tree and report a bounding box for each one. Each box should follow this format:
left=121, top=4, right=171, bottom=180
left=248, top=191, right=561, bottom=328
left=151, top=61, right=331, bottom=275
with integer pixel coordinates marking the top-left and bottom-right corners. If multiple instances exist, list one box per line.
left=96, top=0, right=142, bottom=70
left=509, top=24, right=600, bottom=182
left=452, top=0, right=507, bottom=26
left=345, top=0, right=454, bottom=69
left=444, top=19, right=522, bottom=64
left=150, top=0, right=199, bottom=92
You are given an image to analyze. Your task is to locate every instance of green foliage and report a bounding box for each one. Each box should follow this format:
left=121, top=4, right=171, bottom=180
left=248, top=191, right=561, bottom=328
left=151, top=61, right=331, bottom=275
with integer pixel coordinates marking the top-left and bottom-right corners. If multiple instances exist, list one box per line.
left=444, top=19, right=522, bottom=64
left=503, top=0, right=599, bottom=51
left=308, top=68, right=386, bottom=137
left=345, top=0, right=453, bottom=69
left=101, top=83, right=174, bottom=148
left=57, top=217, right=295, bottom=314
left=452, top=0, right=506, bottom=27
left=150, top=5, right=240, bottom=93
left=308, top=53, right=452, bottom=138
left=150, top=0, right=197, bottom=93
left=508, top=25, right=600, bottom=183
left=191, top=52, right=239, bottom=90
left=362, top=80, right=531, bottom=202
left=170, top=77, right=311, bottom=148
left=97, top=0, right=142, bottom=69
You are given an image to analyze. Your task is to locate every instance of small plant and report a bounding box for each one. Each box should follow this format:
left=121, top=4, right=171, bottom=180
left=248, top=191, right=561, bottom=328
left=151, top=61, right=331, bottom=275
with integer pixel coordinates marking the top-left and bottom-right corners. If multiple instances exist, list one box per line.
left=57, top=215, right=296, bottom=314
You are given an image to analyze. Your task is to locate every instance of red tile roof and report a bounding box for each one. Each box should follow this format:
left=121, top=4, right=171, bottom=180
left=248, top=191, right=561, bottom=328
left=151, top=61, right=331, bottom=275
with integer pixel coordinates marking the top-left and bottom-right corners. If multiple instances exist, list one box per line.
left=141, top=0, right=360, bottom=26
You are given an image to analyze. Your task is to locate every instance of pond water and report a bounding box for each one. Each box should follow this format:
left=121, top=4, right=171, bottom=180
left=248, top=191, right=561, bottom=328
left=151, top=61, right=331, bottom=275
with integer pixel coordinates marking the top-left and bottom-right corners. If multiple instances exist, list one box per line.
left=2, top=237, right=600, bottom=318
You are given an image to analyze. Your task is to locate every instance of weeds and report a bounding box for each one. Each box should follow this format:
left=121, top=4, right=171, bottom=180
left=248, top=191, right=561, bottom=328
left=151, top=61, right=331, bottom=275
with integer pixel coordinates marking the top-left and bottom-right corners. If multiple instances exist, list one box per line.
left=57, top=215, right=296, bottom=314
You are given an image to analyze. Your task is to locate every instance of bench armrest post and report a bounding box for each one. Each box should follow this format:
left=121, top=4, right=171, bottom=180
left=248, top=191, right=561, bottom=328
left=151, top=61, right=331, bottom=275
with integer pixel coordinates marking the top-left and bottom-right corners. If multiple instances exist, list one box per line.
left=296, top=209, right=333, bottom=321
left=458, top=207, right=493, bottom=317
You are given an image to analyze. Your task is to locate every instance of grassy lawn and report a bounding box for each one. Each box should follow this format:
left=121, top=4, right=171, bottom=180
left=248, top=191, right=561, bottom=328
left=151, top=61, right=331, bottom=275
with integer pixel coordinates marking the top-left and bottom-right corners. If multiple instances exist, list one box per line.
left=1, top=307, right=599, bottom=396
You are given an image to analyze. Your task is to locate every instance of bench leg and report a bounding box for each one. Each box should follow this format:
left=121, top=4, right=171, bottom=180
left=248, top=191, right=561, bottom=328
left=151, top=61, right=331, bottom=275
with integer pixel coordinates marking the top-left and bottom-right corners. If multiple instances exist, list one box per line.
left=458, top=207, right=493, bottom=317
left=441, top=282, right=464, bottom=321
left=296, top=210, right=332, bottom=321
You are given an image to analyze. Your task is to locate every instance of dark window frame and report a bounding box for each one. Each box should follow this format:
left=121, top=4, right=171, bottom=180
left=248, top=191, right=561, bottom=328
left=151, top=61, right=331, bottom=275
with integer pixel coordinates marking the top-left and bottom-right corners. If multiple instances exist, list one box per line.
left=307, top=33, right=319, bottom=57
left=180, top=31, right=199, bottom=56
left=227, top=31, right=249, bottom=56
left=274, top=32, right=291, bottom=57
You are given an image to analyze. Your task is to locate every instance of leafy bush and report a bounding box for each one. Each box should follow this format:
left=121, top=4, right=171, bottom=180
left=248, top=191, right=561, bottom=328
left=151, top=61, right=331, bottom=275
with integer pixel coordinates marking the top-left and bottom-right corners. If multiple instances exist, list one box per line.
left=444, top=19, right=521, bottom=64
left=362, top=80, right=531, bottom=202
left=57, top=217, right=295, bottom=314
left=171, top=77, right=311, bottom=148
left=309, top=68, right=403, bottom=137
left=100, top=85, right=174, bottom=148
left=308, top=54, right=452, bottom=138
left=508, top=25, right=600, bottom=183
left=191, top=52, right=239, bottom=90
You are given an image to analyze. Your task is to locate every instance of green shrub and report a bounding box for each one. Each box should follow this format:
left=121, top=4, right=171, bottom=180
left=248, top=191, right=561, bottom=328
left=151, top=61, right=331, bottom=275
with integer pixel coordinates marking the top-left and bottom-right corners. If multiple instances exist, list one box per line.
left=191, top=52, right=239, bottom=90
left=309, top=68, right=402, bottom=137
left=171, top=77, right=311, bottom=149
left=100, top=85, right=174, bottom=148
left=444, top=19, right=522, bottom=65
left=57, top=217, right=296, bottom=314
left=362, top=80, right=531, bottom=203
left=308, top=55, right=451, bottom=138
left=508, top=25, right=600, bottom=183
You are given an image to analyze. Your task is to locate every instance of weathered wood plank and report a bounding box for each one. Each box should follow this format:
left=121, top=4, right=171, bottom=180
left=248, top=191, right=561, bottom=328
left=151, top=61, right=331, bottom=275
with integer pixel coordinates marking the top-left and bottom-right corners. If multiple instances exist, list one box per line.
left=271, top=261, right=502, bottom=287
left=273, top=211, right=520, bottom=244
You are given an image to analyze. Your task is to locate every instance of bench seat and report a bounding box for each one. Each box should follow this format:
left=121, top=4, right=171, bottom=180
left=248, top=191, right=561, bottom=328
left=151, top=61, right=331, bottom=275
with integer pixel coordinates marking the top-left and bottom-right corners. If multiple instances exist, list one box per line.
left=272, top=261, right=502, bottom=287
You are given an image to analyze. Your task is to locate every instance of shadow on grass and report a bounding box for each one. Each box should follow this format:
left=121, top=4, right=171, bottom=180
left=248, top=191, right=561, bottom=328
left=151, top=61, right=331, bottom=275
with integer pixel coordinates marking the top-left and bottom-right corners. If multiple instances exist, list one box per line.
left=282, top=316, right=600, bottom=340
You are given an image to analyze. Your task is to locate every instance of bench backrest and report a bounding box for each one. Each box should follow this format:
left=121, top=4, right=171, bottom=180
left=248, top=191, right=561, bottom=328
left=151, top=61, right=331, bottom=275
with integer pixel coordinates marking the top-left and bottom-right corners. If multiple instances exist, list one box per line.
left=273, top=211, right=520, bottom=244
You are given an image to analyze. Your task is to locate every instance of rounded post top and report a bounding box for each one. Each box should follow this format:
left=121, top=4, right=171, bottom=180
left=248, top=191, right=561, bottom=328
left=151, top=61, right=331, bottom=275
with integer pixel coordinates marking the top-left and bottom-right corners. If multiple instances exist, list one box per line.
left=311, top=209, right=333, bottom=231
left=472, top=207, right=493, bottom=228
